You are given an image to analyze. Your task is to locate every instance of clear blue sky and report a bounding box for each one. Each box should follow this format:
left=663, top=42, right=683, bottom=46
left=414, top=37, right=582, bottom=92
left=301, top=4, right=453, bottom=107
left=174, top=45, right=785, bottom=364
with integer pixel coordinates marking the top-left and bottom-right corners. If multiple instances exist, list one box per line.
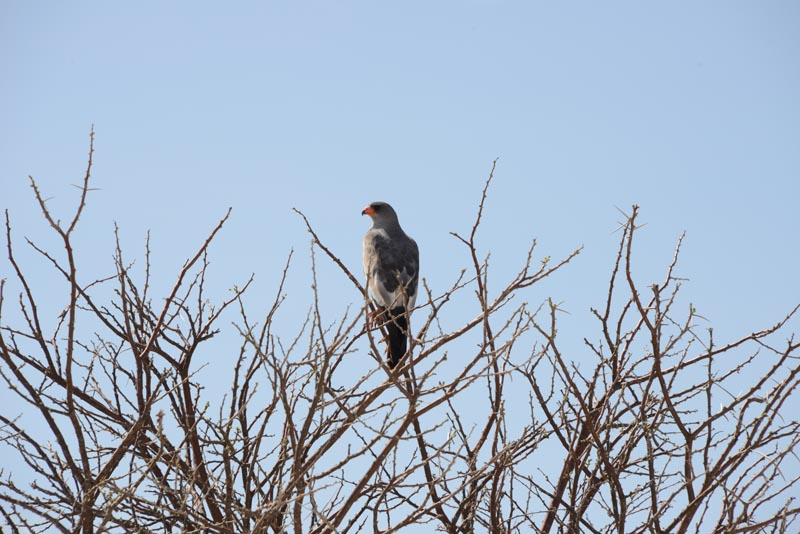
left=3, top=1, right=798, bottom=334
left=1, top=0, right=799, bottom=506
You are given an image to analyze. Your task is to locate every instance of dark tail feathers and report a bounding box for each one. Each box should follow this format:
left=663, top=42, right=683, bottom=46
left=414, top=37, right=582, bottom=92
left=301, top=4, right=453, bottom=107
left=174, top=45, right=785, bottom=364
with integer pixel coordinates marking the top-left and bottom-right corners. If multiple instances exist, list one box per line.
left=385, top=307, right=409, bottom=368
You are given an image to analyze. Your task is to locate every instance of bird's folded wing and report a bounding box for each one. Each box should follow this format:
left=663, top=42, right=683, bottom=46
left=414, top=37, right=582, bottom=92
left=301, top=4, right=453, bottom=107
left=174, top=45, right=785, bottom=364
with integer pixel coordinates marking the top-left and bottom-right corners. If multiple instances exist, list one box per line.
left=363, top=229, right=419, bottom=311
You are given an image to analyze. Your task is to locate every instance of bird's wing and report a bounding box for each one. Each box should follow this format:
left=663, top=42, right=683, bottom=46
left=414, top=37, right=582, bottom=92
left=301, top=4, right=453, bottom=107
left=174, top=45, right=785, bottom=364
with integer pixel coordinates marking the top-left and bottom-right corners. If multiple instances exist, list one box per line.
left=363, top=229, right=419, bottom=311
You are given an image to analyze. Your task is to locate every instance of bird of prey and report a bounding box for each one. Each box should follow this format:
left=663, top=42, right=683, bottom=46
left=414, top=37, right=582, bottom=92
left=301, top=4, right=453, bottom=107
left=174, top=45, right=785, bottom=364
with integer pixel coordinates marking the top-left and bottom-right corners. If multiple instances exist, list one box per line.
left=362, top=202, right=419, bottom=368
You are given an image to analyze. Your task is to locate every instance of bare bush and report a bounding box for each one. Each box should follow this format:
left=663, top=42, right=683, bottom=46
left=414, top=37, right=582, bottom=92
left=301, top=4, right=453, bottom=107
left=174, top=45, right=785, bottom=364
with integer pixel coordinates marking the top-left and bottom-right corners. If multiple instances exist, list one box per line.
left=1, top=134, right=798, bottom=533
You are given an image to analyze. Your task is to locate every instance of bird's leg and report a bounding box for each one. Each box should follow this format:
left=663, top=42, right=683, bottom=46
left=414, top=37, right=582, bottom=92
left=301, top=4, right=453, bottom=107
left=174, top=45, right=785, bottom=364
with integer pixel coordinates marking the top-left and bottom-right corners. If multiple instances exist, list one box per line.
left=366, top=306, right=385, bottom=329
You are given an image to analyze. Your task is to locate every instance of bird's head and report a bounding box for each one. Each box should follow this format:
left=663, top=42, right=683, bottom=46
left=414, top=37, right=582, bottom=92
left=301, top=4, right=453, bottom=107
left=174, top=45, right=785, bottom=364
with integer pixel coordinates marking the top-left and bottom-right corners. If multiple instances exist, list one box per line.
left=362, top=201, right=399, bottom=226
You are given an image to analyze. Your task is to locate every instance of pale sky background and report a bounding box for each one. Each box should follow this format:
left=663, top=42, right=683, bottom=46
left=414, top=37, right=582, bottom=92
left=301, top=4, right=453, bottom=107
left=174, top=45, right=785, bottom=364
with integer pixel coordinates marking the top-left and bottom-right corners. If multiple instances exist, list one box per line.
left=1, top=0, right=799, bottom=525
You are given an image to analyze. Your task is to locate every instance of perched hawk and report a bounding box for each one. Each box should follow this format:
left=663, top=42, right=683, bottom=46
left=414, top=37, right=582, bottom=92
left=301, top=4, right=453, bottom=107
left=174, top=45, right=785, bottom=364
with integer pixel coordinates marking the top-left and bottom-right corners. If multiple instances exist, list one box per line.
left=362, top=202, right=419, bottom=368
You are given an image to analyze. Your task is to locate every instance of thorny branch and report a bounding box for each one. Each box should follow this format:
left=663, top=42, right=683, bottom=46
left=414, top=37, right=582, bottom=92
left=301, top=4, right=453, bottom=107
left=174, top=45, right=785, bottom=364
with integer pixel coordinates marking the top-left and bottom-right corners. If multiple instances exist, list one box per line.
left=1, top=141, right=798, bottom=534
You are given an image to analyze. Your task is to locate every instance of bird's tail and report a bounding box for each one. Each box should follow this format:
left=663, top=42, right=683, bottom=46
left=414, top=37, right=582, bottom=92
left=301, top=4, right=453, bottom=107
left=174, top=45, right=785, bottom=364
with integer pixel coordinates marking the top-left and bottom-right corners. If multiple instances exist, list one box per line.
left=385, top=307, right=409, bottom=368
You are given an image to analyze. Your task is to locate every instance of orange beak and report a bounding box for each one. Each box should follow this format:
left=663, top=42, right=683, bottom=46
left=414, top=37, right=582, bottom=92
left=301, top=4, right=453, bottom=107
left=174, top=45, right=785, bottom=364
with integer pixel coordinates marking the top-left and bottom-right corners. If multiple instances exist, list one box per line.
left=362, top=205, right=375, bottom=216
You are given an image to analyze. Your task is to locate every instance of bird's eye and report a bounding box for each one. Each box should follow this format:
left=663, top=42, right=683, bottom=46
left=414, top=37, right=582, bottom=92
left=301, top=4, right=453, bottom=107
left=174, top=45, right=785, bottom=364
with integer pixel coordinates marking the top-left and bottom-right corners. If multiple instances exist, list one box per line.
left=372, top=204, right=381, bottom=211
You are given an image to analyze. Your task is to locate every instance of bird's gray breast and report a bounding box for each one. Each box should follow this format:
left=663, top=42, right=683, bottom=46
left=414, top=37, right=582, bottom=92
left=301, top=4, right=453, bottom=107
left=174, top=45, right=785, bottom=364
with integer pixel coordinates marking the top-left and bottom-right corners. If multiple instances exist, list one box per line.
left=363, top=228, right=418, bottom=310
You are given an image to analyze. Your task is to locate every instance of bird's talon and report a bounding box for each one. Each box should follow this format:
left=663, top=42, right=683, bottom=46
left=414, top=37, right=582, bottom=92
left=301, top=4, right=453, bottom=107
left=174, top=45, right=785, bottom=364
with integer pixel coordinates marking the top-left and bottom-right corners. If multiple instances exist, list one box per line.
left=366, top=308, right=383, bottom=328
